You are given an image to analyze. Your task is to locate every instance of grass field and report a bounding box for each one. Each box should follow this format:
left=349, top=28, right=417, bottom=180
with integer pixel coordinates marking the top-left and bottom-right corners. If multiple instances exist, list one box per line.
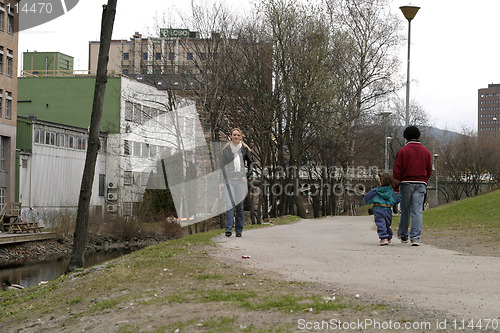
left=1, top=190, right=499, bottom=332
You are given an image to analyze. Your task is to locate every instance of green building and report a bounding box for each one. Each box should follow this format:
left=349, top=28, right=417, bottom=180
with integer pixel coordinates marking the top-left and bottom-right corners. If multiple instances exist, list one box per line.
left=18, top=76, right=121, bottom=133
left=22, top=52, right=74, bottom=76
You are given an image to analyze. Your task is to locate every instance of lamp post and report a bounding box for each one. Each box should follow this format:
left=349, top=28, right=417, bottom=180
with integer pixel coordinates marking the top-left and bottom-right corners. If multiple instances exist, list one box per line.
left=386, top=136, right=393, bottom=171
left=380, top=111, right=392, bottom=171
left=433, top=153, right=439, bottom=207
left=400, top=5, right=420, bottom=127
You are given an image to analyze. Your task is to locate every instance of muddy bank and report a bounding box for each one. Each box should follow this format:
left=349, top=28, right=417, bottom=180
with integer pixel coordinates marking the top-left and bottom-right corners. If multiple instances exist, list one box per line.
left=0, top=235, right=168, bottom=268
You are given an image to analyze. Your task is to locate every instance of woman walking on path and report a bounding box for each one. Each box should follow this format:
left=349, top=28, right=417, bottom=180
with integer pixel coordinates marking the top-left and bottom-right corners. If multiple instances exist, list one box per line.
left=220, top=128, right=253, bottom=237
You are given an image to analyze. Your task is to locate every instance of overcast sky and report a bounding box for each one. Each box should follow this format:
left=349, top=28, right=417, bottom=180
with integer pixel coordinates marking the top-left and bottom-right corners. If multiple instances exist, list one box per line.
left=17, top=0, right=500, bottom=132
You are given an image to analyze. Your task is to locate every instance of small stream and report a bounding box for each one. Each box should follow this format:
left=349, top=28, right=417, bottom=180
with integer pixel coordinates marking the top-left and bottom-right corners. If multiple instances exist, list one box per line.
left=0, top=250, right=131, bottom=288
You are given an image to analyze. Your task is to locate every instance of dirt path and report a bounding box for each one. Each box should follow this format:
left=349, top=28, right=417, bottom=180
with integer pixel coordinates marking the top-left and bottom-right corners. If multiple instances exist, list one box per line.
left=215, top=216, right=500, bottom=321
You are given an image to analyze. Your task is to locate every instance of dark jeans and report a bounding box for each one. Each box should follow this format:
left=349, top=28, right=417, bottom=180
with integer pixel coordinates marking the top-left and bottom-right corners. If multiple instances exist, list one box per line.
left=224, top=178, right=247, bottom=234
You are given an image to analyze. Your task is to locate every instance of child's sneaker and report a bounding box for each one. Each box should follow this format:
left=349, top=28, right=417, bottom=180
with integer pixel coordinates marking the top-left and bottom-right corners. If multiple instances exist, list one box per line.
left=379, top=239, right=389, bottom=246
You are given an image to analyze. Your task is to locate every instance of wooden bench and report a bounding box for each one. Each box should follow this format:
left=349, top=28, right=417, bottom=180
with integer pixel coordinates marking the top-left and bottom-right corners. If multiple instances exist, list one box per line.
left=1, top=203, right=43, bottom=233
left=7, top=222, right=43, bottom=233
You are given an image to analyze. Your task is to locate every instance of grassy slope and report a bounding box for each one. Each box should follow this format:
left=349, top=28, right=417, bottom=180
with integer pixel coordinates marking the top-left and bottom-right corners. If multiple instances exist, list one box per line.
left=422, top=189, right=500, bottom=229
left=2, top=215, right=427, bottom=333
left=391, top=189, right=500, bottom=255
left=3, top=188, right=499, bottom=332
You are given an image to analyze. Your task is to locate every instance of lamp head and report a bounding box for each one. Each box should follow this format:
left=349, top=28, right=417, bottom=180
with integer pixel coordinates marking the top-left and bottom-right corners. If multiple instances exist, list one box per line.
left=400, top=5, right=420, bottom=21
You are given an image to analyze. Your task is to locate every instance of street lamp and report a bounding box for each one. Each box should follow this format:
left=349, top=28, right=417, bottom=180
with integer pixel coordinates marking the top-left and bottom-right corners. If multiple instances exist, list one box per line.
left=386, top=136, right=393, bottom=171
left=380, top=111, right=392, bottom=171
left=400, top=4, right=420, bottom=127
left=433, top=153, right=439, bottom=207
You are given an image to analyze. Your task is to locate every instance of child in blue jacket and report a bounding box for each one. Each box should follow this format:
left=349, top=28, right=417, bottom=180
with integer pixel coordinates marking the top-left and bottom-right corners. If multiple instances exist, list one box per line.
left=364, top=172, right=401, bottom=246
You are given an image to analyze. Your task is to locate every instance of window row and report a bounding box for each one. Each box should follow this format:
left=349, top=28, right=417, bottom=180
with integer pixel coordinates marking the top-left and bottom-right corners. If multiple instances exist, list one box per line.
left=479, top=127, right=499, bottom=131
left=122, top=68, right=203, bottom=76
left=124, top=101, right=170, bottom=127
left=123, top=51, right=214, bottom=62
left=479, top=120, right=499, bottom=125
left=479, top=113, right=500, bottom=118
left=0, top=90, right=12, bottom=119
left=123, top=139, right=170, bottom=159
left=479, top=107, right=500, bottom=112
left=0, top=3, right=15, bottom=35
left=123, top=170, right=150, bottom=187
left=479, top=100, right=500, bottom=104
left=480, top=93, right=500, bottom=98
left=34, top=129, right=90, bottom=151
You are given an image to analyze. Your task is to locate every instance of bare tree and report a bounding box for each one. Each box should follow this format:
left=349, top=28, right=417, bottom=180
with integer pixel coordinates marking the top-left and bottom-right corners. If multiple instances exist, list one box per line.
left=68, top=0, right=117, bottom=272
left=436, top=128, right=499, bottom=202
left=326, top=0, right=402, bottom=166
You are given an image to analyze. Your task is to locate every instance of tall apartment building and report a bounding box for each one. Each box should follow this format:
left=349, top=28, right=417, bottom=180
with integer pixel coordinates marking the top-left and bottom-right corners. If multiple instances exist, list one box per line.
left=0, top=0, right=19, bottom=210
left=88, top=29, right=214, bottom=76
left=478, top=84, right=500, bottom=138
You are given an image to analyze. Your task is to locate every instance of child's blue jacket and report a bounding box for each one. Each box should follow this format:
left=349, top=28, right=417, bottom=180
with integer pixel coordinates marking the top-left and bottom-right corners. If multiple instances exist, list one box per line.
left=364, top=186, right=400, bottom=208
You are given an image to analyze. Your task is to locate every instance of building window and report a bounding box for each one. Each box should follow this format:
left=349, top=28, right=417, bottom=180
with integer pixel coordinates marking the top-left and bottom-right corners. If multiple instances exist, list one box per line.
left=34, top=129, right=41, bottom=144
left=0, top=46, right=3, bottom=74
left=187, top=53, right=193, bottom=60
left=156, top=52, right=161, bottom=60
left=0, top=3, right=4, bottom=31
left=122, top=69, right=129, bottom=75
left=124, top=140, right=130, bottom=155
left=125, top=101, right=133, bottom=121
left=7, top=8, right=13, bottom=34
left=44, top=131, right=56, bottom=145
left=0, top=187, right=5, bottom=211
left=5, top=91, right=11, bottom=119
left=123, top=171, right=133, bottom=186
left=142, top=143, right=149, bottom=158
left=143, top=53, right=148, bottom=60
left=133, top=103, right=141, bottom=123
left=6, top=49, right=12, bottom=77
left=123, top=53, right=129, bottom=60
left=68, top=135, right=75, bottom=148
left=57, top=133, right=66, bottom=147
left=133, top=141, right=141, bottom=157
left=150, top=144, right=157, bottom=158
left=0, top=89, right=2, bottom=118
left=0, top=136, right=6, bottom=171
left=200, top=53, right=206, bottom=61
left=99, top=174, right=105, bottom=197
left=78, top=137, right=87, bottom=150
left=142, top=69, right=148, bottom=75
left=169, top=53, right=175, bottom=60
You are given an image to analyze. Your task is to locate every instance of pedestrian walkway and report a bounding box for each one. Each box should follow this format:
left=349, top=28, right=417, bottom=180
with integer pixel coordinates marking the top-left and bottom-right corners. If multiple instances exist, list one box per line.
left=216, top=216, right=500, bottom=320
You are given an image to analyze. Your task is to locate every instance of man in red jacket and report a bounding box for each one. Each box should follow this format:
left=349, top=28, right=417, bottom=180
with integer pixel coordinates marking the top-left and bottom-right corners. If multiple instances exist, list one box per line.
left=393, top=126, right=433, bottom=246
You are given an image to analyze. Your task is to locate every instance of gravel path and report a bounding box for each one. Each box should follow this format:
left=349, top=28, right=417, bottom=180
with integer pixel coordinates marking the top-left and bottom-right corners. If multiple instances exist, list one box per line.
left=215, top=216, right=500, bottom=321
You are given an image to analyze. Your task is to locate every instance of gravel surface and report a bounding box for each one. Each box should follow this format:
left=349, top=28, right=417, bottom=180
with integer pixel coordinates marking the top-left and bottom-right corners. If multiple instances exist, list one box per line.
left=215, top=216, right=500, bottom=322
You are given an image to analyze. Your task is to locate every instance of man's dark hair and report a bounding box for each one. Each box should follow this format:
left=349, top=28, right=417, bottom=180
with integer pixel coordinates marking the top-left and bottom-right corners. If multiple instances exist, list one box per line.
left=403, top=126, right=420, bottom=141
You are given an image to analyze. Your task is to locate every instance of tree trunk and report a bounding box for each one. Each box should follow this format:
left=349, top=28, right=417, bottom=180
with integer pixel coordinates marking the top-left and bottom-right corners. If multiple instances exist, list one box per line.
left=67, top=0, right=117, bottom=273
